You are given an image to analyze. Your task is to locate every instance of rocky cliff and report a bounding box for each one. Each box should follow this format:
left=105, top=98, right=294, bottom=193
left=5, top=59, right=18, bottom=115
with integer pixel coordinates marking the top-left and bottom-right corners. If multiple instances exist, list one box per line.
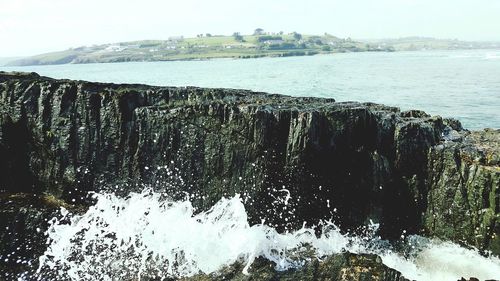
left=0, top=71, right=498, bottom=279
left=425, top=128, right=500, bottom=254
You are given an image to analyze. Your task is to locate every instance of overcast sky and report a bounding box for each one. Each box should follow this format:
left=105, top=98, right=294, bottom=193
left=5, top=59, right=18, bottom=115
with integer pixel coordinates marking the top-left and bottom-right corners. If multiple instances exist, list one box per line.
left=1, top=0, right=499, bottom=57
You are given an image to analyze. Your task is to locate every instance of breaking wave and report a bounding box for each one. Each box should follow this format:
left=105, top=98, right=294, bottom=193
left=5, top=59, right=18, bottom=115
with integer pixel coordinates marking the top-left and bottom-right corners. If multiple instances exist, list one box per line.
left=34, top=189, right=500, bottom=281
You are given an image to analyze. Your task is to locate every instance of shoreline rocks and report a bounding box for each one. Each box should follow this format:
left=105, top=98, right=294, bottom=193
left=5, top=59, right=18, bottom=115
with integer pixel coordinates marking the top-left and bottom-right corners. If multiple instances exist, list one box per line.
left=0, top=71, right=498, bottom=279
left=177, top=253, right=409, bottom=281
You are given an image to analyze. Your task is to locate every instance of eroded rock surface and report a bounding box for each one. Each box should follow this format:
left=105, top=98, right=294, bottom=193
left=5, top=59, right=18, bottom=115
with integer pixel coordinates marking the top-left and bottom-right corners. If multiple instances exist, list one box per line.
left=0, top=72, right=442, bottom=236
left=0, top=71, right=499, bottom=279
left=425, top=128, right=500, bottom=254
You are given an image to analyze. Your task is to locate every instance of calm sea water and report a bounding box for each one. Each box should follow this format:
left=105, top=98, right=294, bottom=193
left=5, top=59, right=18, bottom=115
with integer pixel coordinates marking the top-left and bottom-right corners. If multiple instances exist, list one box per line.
left=2, top=50, right=499, bottom=129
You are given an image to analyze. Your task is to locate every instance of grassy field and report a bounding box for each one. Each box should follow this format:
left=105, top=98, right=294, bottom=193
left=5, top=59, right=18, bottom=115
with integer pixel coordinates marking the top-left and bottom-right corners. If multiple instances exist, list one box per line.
left=7, top=33, right=394, bottom=66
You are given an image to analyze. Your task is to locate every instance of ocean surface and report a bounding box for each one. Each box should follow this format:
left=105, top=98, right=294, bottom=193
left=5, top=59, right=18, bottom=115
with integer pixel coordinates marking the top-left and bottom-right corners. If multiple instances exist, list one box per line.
left=2, top=49, right=499, bottom=129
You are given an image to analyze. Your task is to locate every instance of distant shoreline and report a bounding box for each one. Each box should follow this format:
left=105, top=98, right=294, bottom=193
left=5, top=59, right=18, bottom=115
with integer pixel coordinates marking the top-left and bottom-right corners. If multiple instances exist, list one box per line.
left=9, top=49, right=390, bottom=66
left=3, top=48, right=500, bottom=68
left=3, top=33, right=395, bottom=66
left=4, top=34, right=500, bottom=67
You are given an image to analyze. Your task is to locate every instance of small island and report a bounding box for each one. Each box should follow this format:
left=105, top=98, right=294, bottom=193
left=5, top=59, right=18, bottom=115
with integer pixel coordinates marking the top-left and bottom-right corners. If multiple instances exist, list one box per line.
left=7, top=29, right=499, bottom=67
left=7, top=29, right=394, bottom=66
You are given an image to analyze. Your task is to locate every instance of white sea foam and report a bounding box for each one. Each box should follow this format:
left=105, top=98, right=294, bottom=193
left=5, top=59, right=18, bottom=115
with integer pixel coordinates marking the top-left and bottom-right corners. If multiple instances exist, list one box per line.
left=381, top=239, right=500, bottom=280
left=36, top=189, right=500, bottom=281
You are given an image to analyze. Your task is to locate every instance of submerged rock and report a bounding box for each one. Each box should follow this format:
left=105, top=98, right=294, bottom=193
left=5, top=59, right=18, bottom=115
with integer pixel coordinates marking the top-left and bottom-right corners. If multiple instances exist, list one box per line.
left=0, top=71, right=499, bottom=279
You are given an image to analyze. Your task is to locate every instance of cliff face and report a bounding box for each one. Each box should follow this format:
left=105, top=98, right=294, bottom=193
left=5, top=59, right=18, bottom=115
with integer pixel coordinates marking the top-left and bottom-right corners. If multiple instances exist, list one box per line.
left=0, top=72, right=498, bottom=268
left=425, top=129, right=500, bottom=254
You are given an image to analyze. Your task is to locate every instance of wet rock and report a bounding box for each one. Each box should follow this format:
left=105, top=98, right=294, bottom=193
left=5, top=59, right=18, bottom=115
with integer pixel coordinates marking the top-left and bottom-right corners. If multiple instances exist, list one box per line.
left=0, top=193, right=75, bottom=279
left=0, top=71, right=498, bottom=268
left=0, top=71, right=445, bottom=238
left=425, top=129, right=500, bottom=255
left=178, top=253, right=409, bottom=281
left=442, top=127, right=463, bottom=142
left=400, top=110, right=430, bottom=118
left=444, top=118, right=463, bottom=131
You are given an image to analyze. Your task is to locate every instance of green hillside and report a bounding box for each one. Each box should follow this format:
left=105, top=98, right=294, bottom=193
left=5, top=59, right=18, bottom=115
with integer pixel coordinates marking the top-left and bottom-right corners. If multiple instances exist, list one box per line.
left=8, top=33, right=393, bottom=66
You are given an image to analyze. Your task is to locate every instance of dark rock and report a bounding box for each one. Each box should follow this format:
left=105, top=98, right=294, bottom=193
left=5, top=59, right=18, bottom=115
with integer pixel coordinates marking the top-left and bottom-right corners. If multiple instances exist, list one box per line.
left=0, top=71, right=446, bottom=237
left=177, top=253, right=409, bottom=281
left=0, top=193, right=79, bottom=279
left=442, top=127, right=463, bottom=142
left=444, top=118, right=464, bottom=131
left=425, top=129, right=500, bottom=255
left=0, top=71, right=499, bottom=278
left=400, top=110, right=430, bottom=118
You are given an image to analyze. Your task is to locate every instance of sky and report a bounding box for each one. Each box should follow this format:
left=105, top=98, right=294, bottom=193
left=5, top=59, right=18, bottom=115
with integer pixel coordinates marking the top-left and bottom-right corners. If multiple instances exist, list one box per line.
left=1, top=0, right=500, bottom=57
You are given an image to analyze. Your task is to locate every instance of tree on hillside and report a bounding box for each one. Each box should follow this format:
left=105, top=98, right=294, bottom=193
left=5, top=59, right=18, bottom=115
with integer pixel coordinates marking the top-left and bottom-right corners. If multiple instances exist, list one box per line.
left=233, top=32, right=244, bottom=42
left=254, top=28, right=264, bottom=35
left=293, top=32, right=302, bottom=41
left=206, top=33, right=212, bottom=37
